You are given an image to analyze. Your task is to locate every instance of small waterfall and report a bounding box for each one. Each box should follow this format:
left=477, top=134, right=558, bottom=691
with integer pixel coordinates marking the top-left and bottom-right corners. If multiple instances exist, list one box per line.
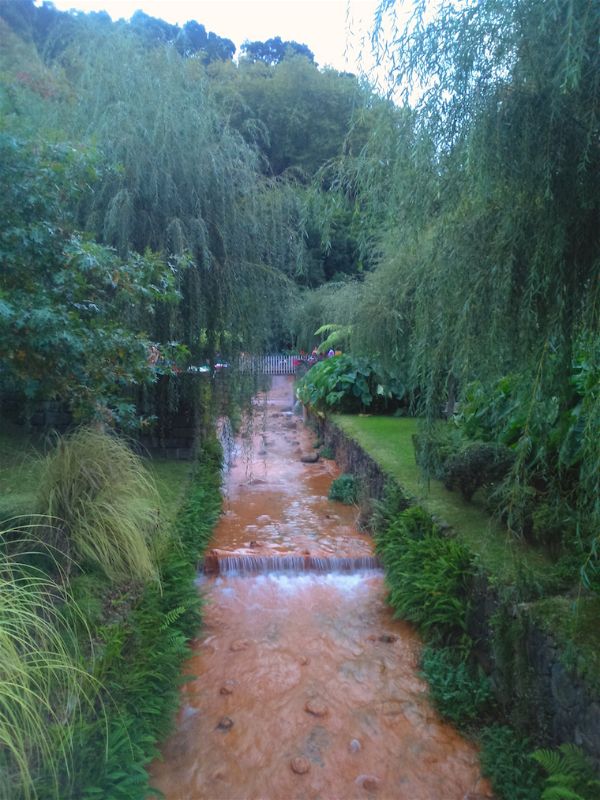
left=203, top=552, right=381, bottom=576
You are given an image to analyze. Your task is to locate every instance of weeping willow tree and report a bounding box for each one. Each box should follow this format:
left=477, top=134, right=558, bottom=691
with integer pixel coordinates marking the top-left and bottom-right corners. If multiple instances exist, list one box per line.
left=45, top=27, right=304, bottom=359
left=325, top=0, right=600, bottom=565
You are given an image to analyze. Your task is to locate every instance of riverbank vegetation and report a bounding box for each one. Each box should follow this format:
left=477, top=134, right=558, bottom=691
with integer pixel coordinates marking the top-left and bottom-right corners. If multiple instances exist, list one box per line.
left=0, top=423, right=221, bottom=798
left=2, top=0, right=599, bottom=794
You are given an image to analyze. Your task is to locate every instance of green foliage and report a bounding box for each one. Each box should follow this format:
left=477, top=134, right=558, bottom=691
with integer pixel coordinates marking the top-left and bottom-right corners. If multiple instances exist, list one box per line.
left=0, top=133, right=177, bottom=427
left=420, top=646, right=494, bottom=728
left=375, top=506, right=475, bottom=646
left=296, top=353, right=405, bottom=414
left=37, top=429, right=160, bottom=583
left=479, top=725, right=545, bottom=800
left=60, top=441, right=222, bottom=799
left=0, top=528, right=95, bottom=800
left=533, top=744, right=600, bottom=800
left=328, top=473, right=358, bottom=504
left=443, top=442, right=515, bottom=502
left=370, top=481, right=412, bottom=536
left=319, top=445, right=335, bottom=460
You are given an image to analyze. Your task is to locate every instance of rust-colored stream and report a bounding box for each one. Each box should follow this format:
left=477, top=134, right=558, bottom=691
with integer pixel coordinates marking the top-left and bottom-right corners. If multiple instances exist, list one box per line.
left=149, top=376, right=493, bottom=800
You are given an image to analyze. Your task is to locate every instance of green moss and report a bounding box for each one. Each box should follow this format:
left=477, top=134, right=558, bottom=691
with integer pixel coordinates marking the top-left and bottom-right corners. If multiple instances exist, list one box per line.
left=530, top=596, right=600, bottom=694
left=332, top=414, right=551, bottom=587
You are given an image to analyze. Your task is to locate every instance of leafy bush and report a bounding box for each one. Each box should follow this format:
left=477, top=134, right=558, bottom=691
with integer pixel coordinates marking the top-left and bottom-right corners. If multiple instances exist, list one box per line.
left=319, top=445, right=335, bottom=459
left=375, top=506, right=475, bottom=646
left=295, top=353, right=405, bottom=414
left=443, top=442, right=514, bottom=502
left=420, top=646, right=494, bottom=727
left=533, top=744, right=600, bottom=800
left=328, top=473, right=358, bottom=504
left=37, top=429, right=160, bottom=582
left=370, top=481, right=412, bottom=536
left=412, top=424, right=466, bottom=480
left=479, top=725, right=545, bottom=800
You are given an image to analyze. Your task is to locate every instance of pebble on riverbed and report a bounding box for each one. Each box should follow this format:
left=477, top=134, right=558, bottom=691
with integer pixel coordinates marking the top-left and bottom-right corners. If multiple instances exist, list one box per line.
left=290, top=757, right=311, bottom=774
left=300, top=453, right=319, bottom=463
left=220, top=681, right=236, bottom=695
left=304, top=698, right=328, bottom=717
left=230, top=639, right=251, bottom=651
left=356, top=774, right=381, bottom=792
left=216, top=716, right=234, bottom=731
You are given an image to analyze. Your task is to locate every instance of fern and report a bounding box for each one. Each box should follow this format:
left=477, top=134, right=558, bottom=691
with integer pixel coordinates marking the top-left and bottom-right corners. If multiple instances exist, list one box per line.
left=533, top=744, right=600, bottom=800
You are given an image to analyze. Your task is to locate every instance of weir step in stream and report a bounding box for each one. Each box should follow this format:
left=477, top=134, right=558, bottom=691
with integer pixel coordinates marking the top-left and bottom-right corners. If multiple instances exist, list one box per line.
left=149, top=375, right=493, bottom=800
left=204, top=552, right=382, bottom=576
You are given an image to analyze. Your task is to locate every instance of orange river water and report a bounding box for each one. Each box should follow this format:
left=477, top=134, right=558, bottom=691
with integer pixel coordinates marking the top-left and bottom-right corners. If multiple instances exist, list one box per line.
left=149, top=376, right=493, bottom=800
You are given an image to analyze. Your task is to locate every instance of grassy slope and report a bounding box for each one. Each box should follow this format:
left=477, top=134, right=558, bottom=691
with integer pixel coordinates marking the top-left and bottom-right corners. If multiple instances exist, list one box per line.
left=332, top=414, right=600, bottom=689
left=0, top=421, right=191, bottom=522
left=332, top=414, right=550, bottom=583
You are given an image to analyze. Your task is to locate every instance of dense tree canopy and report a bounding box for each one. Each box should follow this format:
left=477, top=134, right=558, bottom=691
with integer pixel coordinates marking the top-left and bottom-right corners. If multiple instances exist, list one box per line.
left=240, top=36, right=314, bottom=65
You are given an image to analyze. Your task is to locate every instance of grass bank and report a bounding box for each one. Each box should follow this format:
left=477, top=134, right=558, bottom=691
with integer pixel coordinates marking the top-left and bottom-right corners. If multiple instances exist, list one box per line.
left=332, top=415, right=551, bottom=586
left=0, top=423, right=222, bottom=799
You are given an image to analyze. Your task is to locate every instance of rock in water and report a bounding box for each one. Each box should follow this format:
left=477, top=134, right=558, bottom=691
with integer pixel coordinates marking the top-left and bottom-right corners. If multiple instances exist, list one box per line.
left=290, top=757, right=311, bottom=775
left=230, top=639, right=250, bottom=651
left=356, top=774, right=381, bottom=791
left=216, top=716, right=234, bottom=731
left=305, top=698, right=328, bottom=717
left=300, top=452, right=319, bottom=463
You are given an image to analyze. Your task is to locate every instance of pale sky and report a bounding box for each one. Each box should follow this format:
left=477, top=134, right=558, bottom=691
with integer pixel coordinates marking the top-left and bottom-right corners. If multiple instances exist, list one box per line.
left=44, top=0, right=383, bottom=72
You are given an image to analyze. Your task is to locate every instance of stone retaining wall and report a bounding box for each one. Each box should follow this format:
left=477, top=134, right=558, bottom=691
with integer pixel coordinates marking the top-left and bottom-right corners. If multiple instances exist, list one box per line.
left=313, top=411, right=600, bottom=767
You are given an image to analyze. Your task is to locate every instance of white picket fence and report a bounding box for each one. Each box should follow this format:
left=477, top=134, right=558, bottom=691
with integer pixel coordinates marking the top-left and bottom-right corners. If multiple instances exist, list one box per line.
left=239, top=353, right=301, bottom=375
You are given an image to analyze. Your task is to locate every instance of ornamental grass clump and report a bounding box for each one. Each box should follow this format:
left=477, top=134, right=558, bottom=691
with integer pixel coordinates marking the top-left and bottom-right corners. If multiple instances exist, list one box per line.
left=37, top=428, right=160, bottom=583
left=0, top=529, right=94, bottom=800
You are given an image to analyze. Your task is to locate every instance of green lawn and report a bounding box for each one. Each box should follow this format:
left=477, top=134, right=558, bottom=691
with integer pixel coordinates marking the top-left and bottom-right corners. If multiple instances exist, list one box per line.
left=0, top=421, right=192, bottom=526
left=332, top=414, right=551, bottom=584
left=0, top=421, right=44, bottom=519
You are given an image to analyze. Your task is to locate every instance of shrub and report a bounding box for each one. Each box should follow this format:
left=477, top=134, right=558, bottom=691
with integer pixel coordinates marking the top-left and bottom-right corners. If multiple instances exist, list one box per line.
left=479, top=725, right=545, bottom=800
left=328, top=473, right=358, bottom=504
left=443, top=442, right=514, bottom=501
left=37, top=429, right=160, bottom=583
left=295, top=354, right=405, bottom=414
left=370, top=481, right=412, bottom=536
left=420, top=646, right=494, bottom=728
left=375, top=506, right=475, bottom=646
left=412, top=424, right=466, bottom=480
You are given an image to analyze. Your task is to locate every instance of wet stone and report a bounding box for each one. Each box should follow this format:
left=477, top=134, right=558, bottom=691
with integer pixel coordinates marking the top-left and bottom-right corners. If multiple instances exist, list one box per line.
left=299, top=655, right=310, bottom=666
left=290, top=757, right=311, bottom=775
left=305, top=699, right=328, bottom=717
left=379, top=634, right=398, bottom=643
left=300, top=453, right=319, bottom=463
left=230, top=639, right=251, bottom=651
left=216, top=716, right=234, bottom=731
left=220, top=681, right=235, bottom=695
left=349, top=738, right=361, bottom=753
left=356, top=774, right=381, bottom=792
